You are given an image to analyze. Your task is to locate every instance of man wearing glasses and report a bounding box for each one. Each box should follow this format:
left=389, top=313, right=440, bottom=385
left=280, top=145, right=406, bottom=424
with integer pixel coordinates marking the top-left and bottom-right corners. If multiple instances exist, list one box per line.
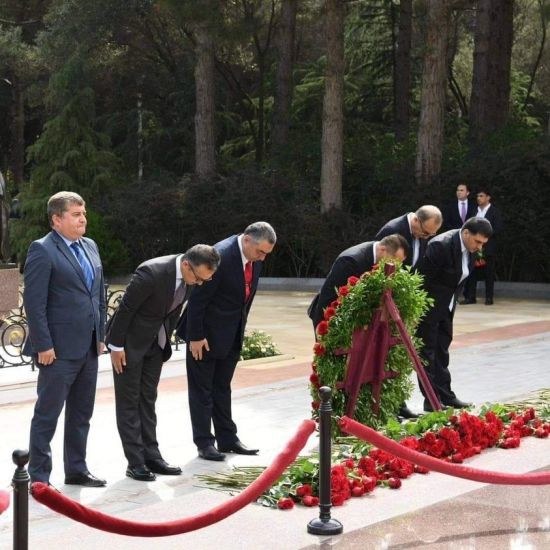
left=375, top=205, right=442, bottom=419
left=177, top=222, right=276, bottom=461
left=107, top=245, right=220, bottom=481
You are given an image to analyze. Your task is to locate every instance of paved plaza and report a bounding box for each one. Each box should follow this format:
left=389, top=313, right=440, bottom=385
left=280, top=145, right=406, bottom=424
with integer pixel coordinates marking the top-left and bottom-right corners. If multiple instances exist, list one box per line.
left=0, top=292, right=549, bottom=549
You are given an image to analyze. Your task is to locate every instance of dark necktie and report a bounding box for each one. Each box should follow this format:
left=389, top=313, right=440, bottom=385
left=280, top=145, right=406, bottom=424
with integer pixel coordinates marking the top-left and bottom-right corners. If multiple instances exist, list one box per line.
left=244, top=261, right=253, bottom=302
left=158, top=283, right=186, bottom=348
left=70, top=242, right=94, bottom=291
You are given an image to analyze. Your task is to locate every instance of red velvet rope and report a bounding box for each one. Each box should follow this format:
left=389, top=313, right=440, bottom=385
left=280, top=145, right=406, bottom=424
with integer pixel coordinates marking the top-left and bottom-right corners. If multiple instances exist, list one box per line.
left=31, top=419, right=316, bottom=537
left=0, top=490, right=9, bottom=514
left=340, top=416, right=550, bottom=485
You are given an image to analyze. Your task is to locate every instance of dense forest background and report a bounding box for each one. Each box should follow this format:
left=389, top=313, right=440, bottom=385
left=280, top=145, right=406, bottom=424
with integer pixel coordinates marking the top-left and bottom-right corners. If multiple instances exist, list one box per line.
left=1, top=0, right=549, bottom=281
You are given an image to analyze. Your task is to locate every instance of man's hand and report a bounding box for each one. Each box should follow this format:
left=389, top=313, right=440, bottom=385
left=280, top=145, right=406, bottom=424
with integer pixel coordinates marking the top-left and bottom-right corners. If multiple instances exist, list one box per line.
left=98, top=341, right=106, bottom=354
left=37, top=348, right=56, bottom=366
left=189, top=339, right=210, bottom=361
left=111, top=349, right=126, bottom=374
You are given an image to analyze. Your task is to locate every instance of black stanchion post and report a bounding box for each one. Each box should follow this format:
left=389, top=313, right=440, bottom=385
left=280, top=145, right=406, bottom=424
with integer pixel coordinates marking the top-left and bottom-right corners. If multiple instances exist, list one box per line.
left=307, top=386, right=343, bottom=536
left=12, top=449, right=30, bottom=550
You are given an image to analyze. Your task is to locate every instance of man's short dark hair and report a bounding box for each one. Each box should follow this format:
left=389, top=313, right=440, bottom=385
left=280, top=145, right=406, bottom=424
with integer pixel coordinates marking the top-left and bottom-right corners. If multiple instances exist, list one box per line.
left=184, top=244, right=221, bottom=271
left=476, top=186, right=492, bottom=197
left=47, top=191, right=85, bottom=226
left=243, top=221, right=277, bottom=244
left=462, top=217, right=493, bottom=238
left=380, top=233, right=410, bottom=258
left=457, top=182, right=470, bottom=192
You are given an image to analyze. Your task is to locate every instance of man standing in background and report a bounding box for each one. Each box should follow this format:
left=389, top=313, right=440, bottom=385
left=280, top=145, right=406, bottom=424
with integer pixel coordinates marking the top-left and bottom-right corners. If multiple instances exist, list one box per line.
left=462, top=188, right=503, bottom=305
left=24, top=191, right=106, bottom=487
left=442, top=183, right=477, bottom=232
left=178, top=222, right=276, bottom=461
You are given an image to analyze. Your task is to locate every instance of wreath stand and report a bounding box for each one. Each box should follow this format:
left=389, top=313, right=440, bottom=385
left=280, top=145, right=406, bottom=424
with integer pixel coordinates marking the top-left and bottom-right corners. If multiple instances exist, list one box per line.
left=338, top=263, right=442, bottom=418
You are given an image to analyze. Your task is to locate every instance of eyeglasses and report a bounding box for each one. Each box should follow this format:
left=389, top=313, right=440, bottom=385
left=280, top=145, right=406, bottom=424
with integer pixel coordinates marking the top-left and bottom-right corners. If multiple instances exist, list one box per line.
left=418, top=218, right=438, bottom=238
left=188, top=262, right=212, bottom=283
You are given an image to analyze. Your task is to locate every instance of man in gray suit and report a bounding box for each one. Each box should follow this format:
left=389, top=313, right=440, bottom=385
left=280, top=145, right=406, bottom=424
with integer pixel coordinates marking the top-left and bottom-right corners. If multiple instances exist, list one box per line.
left=24, top=191, right=106, bottom=486
left=107, top=245, right=220, bottom=481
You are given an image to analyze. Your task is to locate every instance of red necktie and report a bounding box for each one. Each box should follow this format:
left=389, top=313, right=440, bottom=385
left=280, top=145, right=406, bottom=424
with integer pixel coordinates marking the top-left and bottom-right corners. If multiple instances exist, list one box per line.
left=244, top=261, right=253, bottom=302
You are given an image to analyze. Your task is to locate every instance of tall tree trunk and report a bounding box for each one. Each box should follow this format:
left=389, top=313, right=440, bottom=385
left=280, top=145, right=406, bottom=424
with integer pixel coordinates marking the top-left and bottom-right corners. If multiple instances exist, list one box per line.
left=194, top=21, right=216, bottom=177
left=469, top=0, right=514, bottom=144
left=320, top=0, right=344, bottom=213
left=394, top=0, right=412, bottom=142
left=415, top=0, right=453, bottom=186
left=271, top=0, right=297, bottom=159
left=9, top=73, right=25, bottom=187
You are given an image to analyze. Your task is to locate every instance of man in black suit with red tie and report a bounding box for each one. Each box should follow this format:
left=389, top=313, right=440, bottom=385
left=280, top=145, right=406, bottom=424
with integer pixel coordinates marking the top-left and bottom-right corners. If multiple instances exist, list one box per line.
left=375, top=205, right=442, bottom=418
left=178, top=222, right=277, bottom=461
left=417, top=217, right=493, bottom=411
left=462, top=187, right=503, bottom=305
left=442, top=183, right=477, bottom=232
left=107, top=245, right=220, bottom=480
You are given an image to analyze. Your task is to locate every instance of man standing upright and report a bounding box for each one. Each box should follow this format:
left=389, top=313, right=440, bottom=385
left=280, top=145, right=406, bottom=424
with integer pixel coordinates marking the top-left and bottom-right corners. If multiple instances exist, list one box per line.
left=417, top=217, right=493, bottom=411
left=307, top=234, right=409, bottom=329
left=375, top=205, right=442, bottom=419
left=442, top=183, right=477, bottom=232
left=177, top=222, right=276, bottom=461
left=107, top=245, right=220, bottom=481
left=24, top=191, right=106, bottom=487
left=462, top=187, right=503, bottom=305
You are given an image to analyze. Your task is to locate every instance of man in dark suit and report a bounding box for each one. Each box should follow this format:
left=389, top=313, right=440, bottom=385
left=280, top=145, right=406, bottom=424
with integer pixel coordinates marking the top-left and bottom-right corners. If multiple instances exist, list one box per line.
left=107, top=245, right=220, bottom=481
left=375, top=205, right=442, bottom=418
left=442, top=183, right=477, bottom=232
left=307, top=234, right=409, bottom=329
left=417, top=217, right=493, bottom=411
left=462, top=187, right=503, bottom=305
left=24, top=191, right=106, bottom=487
left=177, top=222, right=276, bottom=461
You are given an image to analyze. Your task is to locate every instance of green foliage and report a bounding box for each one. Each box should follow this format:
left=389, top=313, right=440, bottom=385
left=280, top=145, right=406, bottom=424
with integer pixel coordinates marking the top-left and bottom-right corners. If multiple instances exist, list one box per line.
left=240, top=330, right=280, bottom=361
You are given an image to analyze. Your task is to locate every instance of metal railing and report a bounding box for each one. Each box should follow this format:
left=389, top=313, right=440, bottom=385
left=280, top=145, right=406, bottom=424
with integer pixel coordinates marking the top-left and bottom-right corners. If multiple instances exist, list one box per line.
left=0, top=287, right=130, bottom=369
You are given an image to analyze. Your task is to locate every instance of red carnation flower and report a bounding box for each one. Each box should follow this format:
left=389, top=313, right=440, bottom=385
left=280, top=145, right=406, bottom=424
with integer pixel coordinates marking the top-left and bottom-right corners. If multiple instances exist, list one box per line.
left=296, top=484, right=313, bottom=497
left=351, top=486, right=364, bottom=497
left=277, top=497, right=294, bottom=510
left=302, top=495, right=319, bottom=507
left=309, top=372, right=320, bottom=387
left=311, top=400, right=320, bottom=410
left=388, top=477, right=402, bottom=489
left=313, top=342, right=326, bottom=356
left=347, top=276, right=359, bottom=286
left=330, top=300, right=339, bottom=309
left=338, top=285, right=350, bottom=297
left=316, top=320, right=329, bottom=336
left=535, top=428, right=548, bottom=438
left=414, top=465, right=429, bottom=474
left=323, top=307, right=336, bottom=321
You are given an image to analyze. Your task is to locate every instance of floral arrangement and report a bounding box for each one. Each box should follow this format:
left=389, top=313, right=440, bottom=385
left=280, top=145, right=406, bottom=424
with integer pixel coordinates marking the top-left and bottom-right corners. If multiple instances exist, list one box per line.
left=198, top=398, right=550, bottom=510
left=474, top=250, right=487, bottom=268
left=240, top=330, right=280, bottom=361
left=310, top=260, right=433, bottom=428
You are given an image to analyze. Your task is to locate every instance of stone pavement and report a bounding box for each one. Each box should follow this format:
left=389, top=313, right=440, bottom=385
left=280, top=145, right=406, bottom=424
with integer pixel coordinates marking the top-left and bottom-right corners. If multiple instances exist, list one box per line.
left=0, top=292, right=549, bottom=549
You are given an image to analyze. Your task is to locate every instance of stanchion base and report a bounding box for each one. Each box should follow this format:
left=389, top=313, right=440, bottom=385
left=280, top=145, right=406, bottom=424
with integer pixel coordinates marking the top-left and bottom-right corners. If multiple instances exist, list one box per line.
left=307, top=517, right=343, bottom=536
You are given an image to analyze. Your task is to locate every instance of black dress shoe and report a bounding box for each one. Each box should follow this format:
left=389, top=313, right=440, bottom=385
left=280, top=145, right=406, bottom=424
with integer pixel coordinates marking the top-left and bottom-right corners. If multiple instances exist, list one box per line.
left=126, top=464, right=156, bottom=481
left=397, top=404, right=419, bottom=419
left=145, top=459, right=182, bottom=475
left=65, top=472, right=106, bottom=487
left=218, top=440, right=259, bottom=455
left=485, top=299, right=493, bottom=305
left=198, top=445, right=226, bottom=461
left=443, top=397, right=472, bottom=409
left=460, top=299, right=477, bottom=305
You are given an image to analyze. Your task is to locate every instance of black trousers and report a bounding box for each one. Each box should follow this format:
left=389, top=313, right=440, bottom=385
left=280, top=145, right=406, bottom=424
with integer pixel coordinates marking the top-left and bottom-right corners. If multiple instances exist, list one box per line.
left=416, top=309, right=456, bottom=405
left=186, top=346, right=240, bottom=450
left=464, top=255, right=495, bottom=301
left=29, top=344, right=98, bottom=483
left=113, top=343, right=164, bottom=466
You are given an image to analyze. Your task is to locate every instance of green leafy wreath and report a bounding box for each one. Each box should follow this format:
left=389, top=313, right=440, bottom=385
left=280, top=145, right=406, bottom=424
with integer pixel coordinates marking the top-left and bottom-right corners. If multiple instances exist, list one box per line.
left=309, top=260, right=433, bottom=429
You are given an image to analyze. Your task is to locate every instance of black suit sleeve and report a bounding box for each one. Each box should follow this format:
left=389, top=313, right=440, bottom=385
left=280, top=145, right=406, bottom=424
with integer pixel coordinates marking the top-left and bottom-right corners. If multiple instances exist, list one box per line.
left=107, top=267, right=156, bottom=348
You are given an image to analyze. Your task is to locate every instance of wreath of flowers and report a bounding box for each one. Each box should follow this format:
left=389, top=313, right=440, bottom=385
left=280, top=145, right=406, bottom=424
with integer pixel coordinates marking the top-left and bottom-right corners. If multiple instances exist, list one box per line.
left=309, top=260, right=433, bottom=428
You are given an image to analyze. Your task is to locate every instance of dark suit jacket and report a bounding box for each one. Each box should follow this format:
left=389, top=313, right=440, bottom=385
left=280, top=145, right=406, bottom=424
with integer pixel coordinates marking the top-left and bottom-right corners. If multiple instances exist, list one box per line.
left=23, top=230, right=105, bottom=359
left=308, top=241, right=375, bottom=328
left=375, top=213, right=423, bottom=268
left=477, top=204, right=502, bottom=256
left=442, top=200, right=477, bottom=231
left=417, top=229, right=474, bottom=321
left=106, top=255, right=189, bottom=363
left=177, top=235, right=261, bottom=359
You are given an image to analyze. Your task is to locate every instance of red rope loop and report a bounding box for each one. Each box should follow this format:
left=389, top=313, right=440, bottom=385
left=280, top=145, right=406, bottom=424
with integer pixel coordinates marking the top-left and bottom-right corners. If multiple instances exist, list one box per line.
left=31, top=419, right=316, bottom=537
left=340, top=416, right=550, bottom=485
